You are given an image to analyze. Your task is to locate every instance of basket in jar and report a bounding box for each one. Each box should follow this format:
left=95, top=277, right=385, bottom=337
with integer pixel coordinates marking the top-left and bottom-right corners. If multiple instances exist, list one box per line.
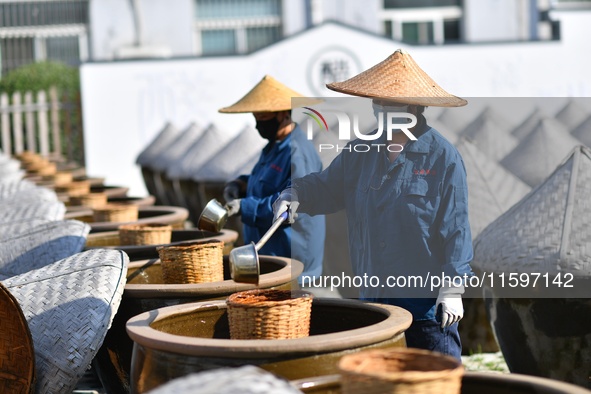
left=16, top=150, right=42, bottom=164
left=226, top=289, right=314, bottom=340
left=338, top=348, right=464, bottom=394
left=118, top=223, right=172, bottom=246
left=56, top=180, right=91, bottom=197
left=69, top=192, right=108, bottom=209
left=92, top=203, right=138, bottom=223
left=25, top=160, right=56, bottom=175
left=43, top=170, right=73, bottom=186
left=36, top=162, right=57, bottom=176
left=156, top=240, right=224, bottom=284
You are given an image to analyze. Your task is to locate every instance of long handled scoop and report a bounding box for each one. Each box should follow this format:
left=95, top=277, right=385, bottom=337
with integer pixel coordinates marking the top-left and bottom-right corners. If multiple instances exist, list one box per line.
left=229, top=211, right=288, bottom=284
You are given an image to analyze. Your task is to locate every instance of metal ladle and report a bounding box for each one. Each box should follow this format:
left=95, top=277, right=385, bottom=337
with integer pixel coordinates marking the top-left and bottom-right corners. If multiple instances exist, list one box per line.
left=229, top=211, right=288, bottom=284
left=197, top=199, right=230, bottom=232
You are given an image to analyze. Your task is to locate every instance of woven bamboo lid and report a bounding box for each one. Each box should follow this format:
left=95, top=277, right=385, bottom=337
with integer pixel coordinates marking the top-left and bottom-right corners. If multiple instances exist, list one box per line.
left=474, top=145, right=591, bottom=276
left=326, top=49, right=467, bottom=107
left=219, top=75, right=320, bottom=113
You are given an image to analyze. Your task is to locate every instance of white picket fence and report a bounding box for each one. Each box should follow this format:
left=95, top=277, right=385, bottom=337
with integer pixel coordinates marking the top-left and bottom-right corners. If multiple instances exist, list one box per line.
left=0, top=86, right=62, bottom=157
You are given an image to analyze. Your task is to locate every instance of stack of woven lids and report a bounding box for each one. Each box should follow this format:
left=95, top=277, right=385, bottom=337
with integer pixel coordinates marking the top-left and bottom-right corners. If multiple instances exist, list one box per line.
left=1, top=173, right=129, bottom=392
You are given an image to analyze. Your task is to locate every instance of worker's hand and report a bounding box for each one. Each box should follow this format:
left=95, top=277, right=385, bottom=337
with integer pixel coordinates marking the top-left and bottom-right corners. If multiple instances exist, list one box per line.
left=435, top=284, right=464, bottom=329
left=223, top=181, right=242, bottom=203
left=272, top=188, right=299, bottom=224
left=225, top=199, right=241, bottom=217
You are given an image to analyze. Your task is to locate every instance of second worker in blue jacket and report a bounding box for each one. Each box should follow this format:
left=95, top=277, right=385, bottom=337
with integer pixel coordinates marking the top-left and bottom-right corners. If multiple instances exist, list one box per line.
left=219, top=75, right=325, bottom=280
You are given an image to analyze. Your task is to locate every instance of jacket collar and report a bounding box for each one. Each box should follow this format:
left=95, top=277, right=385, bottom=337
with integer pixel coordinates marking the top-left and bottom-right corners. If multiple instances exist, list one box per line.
left=402, top=115, right=431, bottom=154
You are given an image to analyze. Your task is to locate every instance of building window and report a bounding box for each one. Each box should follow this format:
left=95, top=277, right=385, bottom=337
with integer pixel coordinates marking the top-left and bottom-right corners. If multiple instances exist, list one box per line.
left=194, top=0, right=282, bottom=56
left=384, top=0, right=460, bottom=8
left=380, top=0, right=462, bottom=44
left=0, top=1, right=89, bottom=75
left=443, top=19, right=461, bottom=42
left=552, top=0, right=591, bottom=7
left=46, top=36, right=80, bottom=66
left=246, top=26, right=281, bottom=52
left=402, top=21, right=434, bottom=44
left=0, top=37, right=34, bottom=73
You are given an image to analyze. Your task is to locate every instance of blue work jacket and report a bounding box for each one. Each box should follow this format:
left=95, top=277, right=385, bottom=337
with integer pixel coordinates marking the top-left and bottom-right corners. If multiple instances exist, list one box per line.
left=239, top=124, right=325, bottom=279
left=293, top=121, right=474, bottom=320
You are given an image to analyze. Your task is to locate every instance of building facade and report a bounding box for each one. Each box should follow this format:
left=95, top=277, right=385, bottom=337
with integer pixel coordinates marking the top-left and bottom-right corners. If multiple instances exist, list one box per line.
left=2, top=0, right=588, bottom=75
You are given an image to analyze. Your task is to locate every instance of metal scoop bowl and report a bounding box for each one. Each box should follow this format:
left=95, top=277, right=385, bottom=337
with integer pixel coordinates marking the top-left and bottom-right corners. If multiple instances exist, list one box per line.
left=197, top=199, right=229, bottom=232
left=229, top=211, right=288, bottom=284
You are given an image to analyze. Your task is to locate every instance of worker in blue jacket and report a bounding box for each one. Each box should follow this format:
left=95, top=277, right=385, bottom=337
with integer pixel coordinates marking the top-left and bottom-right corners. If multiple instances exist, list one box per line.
left=219, top=75, right=325, bottom=280
left=273, top=50, right=474, bottom=360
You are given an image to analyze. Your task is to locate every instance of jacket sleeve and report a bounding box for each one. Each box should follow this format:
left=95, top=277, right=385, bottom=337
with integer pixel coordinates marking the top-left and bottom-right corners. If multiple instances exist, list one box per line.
left=292, top=146, right=349, bottom=216
left=240, top=189, right=285, bottom=229
left=436, top=158, right=474, bottom=278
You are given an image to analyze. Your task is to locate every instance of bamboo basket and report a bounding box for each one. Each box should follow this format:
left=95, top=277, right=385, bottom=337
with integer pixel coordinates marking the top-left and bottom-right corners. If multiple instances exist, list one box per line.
left=56, top=180, right=91, bottom=197
left=36, top=162, right=57, bottom=176
left=25, top=160, right=56, bottom=176
left=118, top=223, right=172, bottom=246
left=157, top=240, right=224, bottom=284
left=338, top=348, right=464, bottom=394
left=85, top=232, right=120, bottom=247
left=226, top=289, right=314, bottom=340
left=42, top=171, right=73, bottom=186
left=93, top=204, right=138, bottom=223
left=17, top=151, right=43, bottom=165
left=69, top=192, right=108, bottom=209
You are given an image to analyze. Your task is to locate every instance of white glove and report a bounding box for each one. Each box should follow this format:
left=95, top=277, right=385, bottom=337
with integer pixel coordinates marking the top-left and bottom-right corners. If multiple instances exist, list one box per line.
left=225, top=199, right=241, bottom=217
left=223, top=181, right=241, bottom=203
left=272, top=188, right=299, bottom=224
left=435, top=284, right=464, bottom=329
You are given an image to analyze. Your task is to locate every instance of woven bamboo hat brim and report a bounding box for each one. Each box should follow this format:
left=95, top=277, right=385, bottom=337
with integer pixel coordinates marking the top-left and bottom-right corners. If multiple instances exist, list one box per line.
left=219, top=75, right=321, bottom=113
left=326, top=49, right=467, bottom=107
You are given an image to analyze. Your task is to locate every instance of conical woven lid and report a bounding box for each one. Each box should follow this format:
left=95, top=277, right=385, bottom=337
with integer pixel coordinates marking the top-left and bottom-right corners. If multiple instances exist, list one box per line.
left=0, top=179, right=35, bottom=199
left=456, top=138, right=531, bottom=238
left=511, top=107, right=544, bottom=140
left=437, top=107, right=479, bottom=131
left=136, top=123, right=180, bottom=166
left=151, top=123, right=204, bottom=172
left=326, top=49, right=467, bottom=107
left=219, top=75, right=320, bottom=113
left=500, top=117, right=580, bottom=187
left=460, top=107, right=518, bottom=162
left=555, top=100, right=589, bottom=131
left=474, top=145, right=591, bottom=277
left=169, top=123, right=235, bottom=180
left=194, top=125, right=266, bottom=181
left=571, top=115, right=591, bottom=146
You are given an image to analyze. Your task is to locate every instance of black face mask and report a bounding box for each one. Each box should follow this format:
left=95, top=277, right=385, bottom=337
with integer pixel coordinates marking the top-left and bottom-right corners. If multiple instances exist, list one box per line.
left=256, top=117, right=280, bottom=140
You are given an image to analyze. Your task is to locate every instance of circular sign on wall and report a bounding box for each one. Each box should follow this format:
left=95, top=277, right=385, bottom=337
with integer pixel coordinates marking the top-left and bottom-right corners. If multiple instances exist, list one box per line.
left=307, top=46, right=363, bottom=96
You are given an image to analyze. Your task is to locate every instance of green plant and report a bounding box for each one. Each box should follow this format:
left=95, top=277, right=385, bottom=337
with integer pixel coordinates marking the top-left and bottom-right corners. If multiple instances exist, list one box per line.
left=0, top=61, right=79, bottom=94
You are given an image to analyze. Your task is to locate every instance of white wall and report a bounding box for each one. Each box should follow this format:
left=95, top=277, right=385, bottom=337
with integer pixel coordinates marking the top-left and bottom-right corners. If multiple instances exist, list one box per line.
left=81, top=15, right=591, bottom=196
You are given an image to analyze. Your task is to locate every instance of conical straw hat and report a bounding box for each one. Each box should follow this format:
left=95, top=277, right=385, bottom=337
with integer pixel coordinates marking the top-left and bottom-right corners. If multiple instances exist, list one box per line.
left=326, top=49, right=467, bottom=107
left=219, top=75, right=320, bottom=113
